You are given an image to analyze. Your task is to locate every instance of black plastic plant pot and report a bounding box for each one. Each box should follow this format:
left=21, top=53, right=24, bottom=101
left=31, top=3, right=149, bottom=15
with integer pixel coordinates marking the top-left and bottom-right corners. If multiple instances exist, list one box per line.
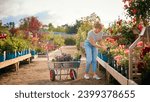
left=50, top=70, right=55, bottom=81
left=70, top=69, right=77, bottom=80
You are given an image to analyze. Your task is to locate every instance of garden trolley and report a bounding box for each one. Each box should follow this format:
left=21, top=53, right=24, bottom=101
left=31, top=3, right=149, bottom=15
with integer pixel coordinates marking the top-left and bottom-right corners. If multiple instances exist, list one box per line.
left=47, top=59, right=80, bottom=81
left=46, top=48, right=81, bottom=81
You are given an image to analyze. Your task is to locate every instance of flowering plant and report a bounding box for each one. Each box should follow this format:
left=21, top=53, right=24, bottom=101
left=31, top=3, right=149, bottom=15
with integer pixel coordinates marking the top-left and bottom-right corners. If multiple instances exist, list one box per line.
left=113, top=45, right=129, bottom=66
left=123, top=0, right=150, bottom=26
left=98, top=37, right=117, bottom=54
left=107, top=19, right=141, bottom=45
left=134, top=41, right=150, bottom=73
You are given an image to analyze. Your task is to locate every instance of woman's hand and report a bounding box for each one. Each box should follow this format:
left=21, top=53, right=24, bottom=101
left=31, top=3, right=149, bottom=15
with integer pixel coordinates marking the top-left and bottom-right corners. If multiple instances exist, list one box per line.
left=96, top=42, right=107, bottom=51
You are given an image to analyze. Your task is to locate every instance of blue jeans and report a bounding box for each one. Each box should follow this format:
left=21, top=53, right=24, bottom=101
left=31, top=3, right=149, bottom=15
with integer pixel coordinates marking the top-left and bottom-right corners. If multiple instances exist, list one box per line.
left=84, top=40, right=98, bottom=73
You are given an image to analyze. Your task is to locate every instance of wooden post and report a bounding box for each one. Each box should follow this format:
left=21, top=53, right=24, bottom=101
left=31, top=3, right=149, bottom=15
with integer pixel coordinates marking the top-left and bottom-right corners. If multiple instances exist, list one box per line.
left=146, top=27, right=150, bottom=45
left=15, top=62, right=20, bottom=71
left=106, top=70, right=110, bottom=84
left=128, top=49, right=133, bottom=79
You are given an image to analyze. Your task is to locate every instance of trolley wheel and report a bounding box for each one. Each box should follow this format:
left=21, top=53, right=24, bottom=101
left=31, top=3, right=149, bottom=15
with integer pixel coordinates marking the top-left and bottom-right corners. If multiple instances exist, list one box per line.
left=70, top=69, right=77, bottom=80
left=50, top=70, right=55, bottom=81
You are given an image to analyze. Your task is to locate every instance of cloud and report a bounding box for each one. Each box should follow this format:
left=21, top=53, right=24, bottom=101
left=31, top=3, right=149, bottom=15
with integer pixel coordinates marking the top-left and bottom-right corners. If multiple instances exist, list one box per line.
left=0, top=0, right=21, bottom=18
left=1, top=11, right=59, bottom=27
left=0, top=0, right=125, bottom=26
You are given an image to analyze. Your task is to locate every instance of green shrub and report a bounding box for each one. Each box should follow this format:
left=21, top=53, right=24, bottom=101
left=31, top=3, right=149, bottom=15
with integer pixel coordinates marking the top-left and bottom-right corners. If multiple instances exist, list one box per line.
left=1, top=37, right=31, bottom=53
left=64, top=37, right=76, bottom=45
left=0, top=40, right=5, bottom=55
left=3, top=38, right=16, bottom=52
left=53, top=35, right=64, bottom=47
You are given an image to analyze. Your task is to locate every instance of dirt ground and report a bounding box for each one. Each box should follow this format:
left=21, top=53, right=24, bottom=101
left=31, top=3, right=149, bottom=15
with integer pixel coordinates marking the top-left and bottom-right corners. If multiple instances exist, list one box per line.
left=0, top=46, right=107, bottom=85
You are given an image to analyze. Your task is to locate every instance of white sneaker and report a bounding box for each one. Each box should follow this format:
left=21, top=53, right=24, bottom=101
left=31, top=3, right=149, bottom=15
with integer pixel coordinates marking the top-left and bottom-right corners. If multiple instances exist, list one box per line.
left=93, top=75, right=101, bottom=80
left=84, top=74, right=90, bottom=80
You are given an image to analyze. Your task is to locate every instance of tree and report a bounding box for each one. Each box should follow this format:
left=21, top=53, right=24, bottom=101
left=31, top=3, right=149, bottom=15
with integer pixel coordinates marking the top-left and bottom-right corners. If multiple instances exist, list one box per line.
left=76, top=13, right=100, bottom=51
left=19, top=16, right=42, bottom=36
left=48, top=23, right=54, bottom=31
left=3, top=22, right=15, bottom=29
left=65, top=20, right=81, bottom=34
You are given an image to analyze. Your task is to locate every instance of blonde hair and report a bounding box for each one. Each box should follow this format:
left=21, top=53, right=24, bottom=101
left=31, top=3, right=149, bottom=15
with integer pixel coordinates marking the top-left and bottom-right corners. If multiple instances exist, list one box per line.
left=93, top=21, right=103, bottom=29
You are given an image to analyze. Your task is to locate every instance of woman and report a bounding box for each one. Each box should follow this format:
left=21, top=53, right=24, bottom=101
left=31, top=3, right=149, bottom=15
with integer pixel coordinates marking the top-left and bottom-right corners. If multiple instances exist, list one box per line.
left=84, top=21, right=105, bottom=80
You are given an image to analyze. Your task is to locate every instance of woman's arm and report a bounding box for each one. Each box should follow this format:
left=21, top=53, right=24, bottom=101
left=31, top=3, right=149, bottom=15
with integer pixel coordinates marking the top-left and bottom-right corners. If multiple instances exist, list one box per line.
left=102, top=35, right=111, bottom=39
left=89, top=36, right=103, bottom=48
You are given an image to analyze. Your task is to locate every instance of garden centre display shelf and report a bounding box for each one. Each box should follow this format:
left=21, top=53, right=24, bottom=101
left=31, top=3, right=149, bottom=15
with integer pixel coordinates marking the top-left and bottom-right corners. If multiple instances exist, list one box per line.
left=96, top=57, right=137, bottom=85
left=0, top=54, right=31, bottom=71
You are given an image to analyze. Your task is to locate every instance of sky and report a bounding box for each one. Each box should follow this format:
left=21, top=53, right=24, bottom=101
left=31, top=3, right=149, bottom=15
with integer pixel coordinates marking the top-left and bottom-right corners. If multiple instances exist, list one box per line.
left=0, top=0, right=125, bottom=27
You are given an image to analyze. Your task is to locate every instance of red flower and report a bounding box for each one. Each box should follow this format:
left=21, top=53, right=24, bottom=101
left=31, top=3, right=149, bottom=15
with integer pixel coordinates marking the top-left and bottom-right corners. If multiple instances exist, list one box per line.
left=137, top=24, right=143, bottom=31
left=117, top=19, right=122, bottom=25
left=0, top=33, right=7, bottom=39
left=131, top=9, right=137, bottom=14
left=132, top=17, right=136, bottom=23
left=109, top=28, right=113, bottom=34
left=140, top=47, right=150, bottom=58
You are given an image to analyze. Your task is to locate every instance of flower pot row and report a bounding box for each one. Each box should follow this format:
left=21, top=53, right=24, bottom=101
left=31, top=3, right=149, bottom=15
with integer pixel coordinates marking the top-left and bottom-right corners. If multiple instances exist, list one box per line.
left=31, top=50, right=38, bottom=56
left=98, top=52, right=128, bottom=78
left=98, top=52, right=108, bottom=62
left=0, top=55, right=4, bottom=62
left=0, top=50, right=37, bottom=62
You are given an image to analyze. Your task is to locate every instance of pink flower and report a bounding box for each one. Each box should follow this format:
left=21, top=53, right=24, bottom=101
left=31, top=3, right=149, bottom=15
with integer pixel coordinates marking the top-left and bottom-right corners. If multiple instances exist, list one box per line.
left=119, top=45, right=125, bottom=49
left=124, top=49, right=129, bottom=54
left=114, top=55, right=122, bottom=64
left=137, top=41, right=143, bottom=47
left=114, top=55, right=122, bottom=60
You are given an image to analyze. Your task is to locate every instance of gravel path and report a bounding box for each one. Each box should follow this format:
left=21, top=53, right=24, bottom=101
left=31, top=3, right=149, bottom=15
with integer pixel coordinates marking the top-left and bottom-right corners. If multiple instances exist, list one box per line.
left=0, top=46, right=107, bottom=85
